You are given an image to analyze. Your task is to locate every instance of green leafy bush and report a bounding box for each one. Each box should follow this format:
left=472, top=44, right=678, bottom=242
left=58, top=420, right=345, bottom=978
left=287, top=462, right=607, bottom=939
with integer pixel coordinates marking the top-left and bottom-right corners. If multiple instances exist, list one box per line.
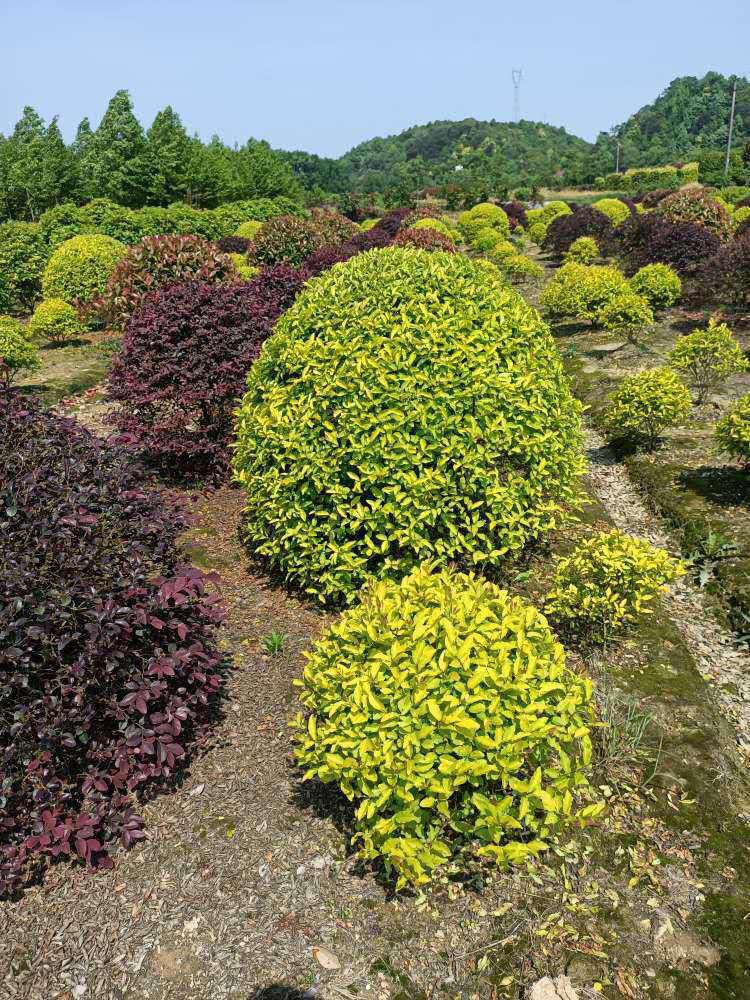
left=733, top=206, right=750, bottom=230
left=539, top=201, right=573, bottom=225
left=359, top=218, right=380, bottom=231
left=667, top=322, right=749, bottom=402
left=595, top=290, right=654, bottom=336
left=457, top=203, right=510, bottom=242
left=235, top=220, right=263, bottom=240
left=715, top=393, right=750, bottom=464
left=0, top=316, right=41, bottom=384
left=471, top=227, right=504, bottom=252
left=229, top=254, right=259, bottom=281
left=0, top=222, right=49, bottom=309
left=42, top=235, right=125, bottom=305
left=233, top=247, right=584, bottom=604
left=487, top=239, right=517, bottom=260
left=657, top=188, right=732, bottom=241
left=564, top=236, right=599, bottom=264
left=495, top=253, right=545, bottom=285
left=604, top=368, right=691, bottom=448
left=412, top=218, right=458, bottom=243
left=628, top=263, right=681, bottom=311
left=528, top=221, right=548, bottom=245
left=593, top=198, right=631, bottom=226
left=545, top=531, right=684, bottom=642
left=28, top=298, right=84, bottom=345
left=293, top=563, right=602, bottom=888
left=540, top=263, right=627, bottom=323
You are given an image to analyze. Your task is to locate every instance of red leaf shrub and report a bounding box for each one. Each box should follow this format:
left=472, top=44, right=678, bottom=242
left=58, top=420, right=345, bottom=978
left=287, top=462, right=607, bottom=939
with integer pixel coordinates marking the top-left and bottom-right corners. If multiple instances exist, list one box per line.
left=91, top=235, right=237, bottom=333
left=657, top=188, right=733, bottom=240
left=217, top=235, right=251, bottom=254
left=309, top=208, right=359, bottom=245
left=607, top=214, right=721, bottom=275
left=371, top=207, right=412, bottom=237
left=249, top=214, right=327, bottom=267
left=0, top=394, right=224, bottom=896
left=107, top=265, right=308, bottom=478
left=393, top=227, right=457, bottom=252
left=543, top=207, right=613, bottom=256
left=304, top=228, right=394, bottom=277
left=641, top=189, right=675, bottom=208
left=688, top=235, right=750, bottom=310
left=500, top=201, right=529, bottom=230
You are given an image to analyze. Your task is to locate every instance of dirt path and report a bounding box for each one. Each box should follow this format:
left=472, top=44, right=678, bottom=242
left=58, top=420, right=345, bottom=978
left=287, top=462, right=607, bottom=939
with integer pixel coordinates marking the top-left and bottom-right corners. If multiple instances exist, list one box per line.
left=584, top=425, right=750, bottom=760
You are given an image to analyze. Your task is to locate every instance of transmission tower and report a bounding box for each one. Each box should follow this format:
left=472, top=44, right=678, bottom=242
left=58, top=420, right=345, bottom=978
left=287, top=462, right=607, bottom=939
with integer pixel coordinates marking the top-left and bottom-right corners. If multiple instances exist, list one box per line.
left=512, top=69, right=523, bottom=122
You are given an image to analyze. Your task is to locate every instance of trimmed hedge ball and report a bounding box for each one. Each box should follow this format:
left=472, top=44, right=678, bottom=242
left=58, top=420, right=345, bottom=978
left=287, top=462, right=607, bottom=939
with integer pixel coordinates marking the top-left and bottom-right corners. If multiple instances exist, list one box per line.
left=28, top=298, right=84, bottom=344
left=293, top=563, right=601, bottom=887
left=233, top=247, right=584, bottom=603
left=0, top=316, right=41, bottom=384
left=628, top=263, right=681, bottom=311
left=42, top=234, right=125, bottom=305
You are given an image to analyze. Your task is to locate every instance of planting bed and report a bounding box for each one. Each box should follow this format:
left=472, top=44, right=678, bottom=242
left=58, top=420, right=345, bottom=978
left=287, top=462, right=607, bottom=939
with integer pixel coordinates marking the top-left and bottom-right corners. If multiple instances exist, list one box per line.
left=3, top=212, right=750, bottom=1000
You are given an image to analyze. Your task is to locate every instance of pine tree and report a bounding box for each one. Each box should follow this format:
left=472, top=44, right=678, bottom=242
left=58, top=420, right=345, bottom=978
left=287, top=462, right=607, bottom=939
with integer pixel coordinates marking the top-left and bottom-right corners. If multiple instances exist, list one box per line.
left=145, top=106, right=191, bottom=205
left=86, top=90, right=149, bottom=206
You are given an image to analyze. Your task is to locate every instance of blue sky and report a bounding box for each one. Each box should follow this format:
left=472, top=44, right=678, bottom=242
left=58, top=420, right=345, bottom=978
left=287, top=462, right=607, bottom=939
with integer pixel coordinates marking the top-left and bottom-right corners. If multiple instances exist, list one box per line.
left=1, top=0, right=748, bottom=156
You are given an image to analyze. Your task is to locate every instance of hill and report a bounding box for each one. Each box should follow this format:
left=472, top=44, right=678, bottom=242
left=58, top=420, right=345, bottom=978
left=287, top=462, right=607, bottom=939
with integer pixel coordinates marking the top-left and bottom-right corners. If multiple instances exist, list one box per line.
left=336, top=118, right=594, bottom=192
left=594, top=72, right=750, bottom=173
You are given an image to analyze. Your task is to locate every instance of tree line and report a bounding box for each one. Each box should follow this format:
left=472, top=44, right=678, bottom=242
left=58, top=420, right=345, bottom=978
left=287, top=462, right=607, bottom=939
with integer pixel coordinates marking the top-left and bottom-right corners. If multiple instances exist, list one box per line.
left=0, top=90, right=302, bottom=222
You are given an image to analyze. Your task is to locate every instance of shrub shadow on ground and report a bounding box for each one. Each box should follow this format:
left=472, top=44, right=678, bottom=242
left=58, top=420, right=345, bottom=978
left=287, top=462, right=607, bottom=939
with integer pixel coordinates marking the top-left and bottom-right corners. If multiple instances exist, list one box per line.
left=679, top=464, right=750, bottom=508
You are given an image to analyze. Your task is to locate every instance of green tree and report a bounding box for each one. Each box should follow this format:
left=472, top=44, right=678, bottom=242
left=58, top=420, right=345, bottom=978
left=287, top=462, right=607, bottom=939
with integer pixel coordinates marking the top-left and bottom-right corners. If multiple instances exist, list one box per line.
left=85, top=90, right=149, bottom=206
left=145, top=106, right=191, bottom=205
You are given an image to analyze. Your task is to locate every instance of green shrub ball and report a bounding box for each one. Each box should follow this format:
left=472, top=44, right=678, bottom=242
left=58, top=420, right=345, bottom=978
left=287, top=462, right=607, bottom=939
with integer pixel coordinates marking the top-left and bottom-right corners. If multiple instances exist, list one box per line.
left=233, top=247, right=585, bottom=604
left=42, top=234, right=126, bottom=305
left=28, top=299, right=84, bottom=345
left=293, top=563, right=601, bottom=888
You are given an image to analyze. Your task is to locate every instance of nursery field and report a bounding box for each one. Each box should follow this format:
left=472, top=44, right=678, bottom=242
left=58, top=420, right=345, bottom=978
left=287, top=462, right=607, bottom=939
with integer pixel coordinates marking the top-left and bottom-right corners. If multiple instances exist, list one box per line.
left=2, top=184, right=750, bottom=1000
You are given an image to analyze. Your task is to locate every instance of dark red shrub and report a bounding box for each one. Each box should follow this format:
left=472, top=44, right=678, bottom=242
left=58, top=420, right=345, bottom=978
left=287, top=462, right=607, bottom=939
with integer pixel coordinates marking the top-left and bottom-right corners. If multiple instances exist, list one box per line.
left=393, top=227, right=457, bottom=252
left=217, top=235, right=251, bottom=254
left=304, top=228, right=395, bottom=277
left=737, top=195, right=750, bottom=209
left=107, top=265, right=308, bottom=478
left=501, top=201, right=529, bottom=230
left=688, top=235, right=750, bottom=310
left=0, top=393, right=224, bottom=897
left=91, top=235, right=237, bottom=333
left=250, top=214, right=326, bottom=267
left=641, top=189, right=674, bottom=208
left=543, top=207, right=613, bottom=256
left=372, top=208, right=412, bottom=237
left=607, top=214, right=721, bottom=274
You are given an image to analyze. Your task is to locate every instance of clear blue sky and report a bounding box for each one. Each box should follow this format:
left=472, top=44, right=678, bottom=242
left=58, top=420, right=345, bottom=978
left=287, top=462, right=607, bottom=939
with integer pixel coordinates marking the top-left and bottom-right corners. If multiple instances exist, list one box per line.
left=1, top=0, right=748, bottom=156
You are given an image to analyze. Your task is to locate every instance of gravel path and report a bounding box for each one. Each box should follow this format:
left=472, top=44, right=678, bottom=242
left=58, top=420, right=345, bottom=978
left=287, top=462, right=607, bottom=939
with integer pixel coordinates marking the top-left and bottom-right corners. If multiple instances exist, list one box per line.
left=584, top=426, right=750, bottom=757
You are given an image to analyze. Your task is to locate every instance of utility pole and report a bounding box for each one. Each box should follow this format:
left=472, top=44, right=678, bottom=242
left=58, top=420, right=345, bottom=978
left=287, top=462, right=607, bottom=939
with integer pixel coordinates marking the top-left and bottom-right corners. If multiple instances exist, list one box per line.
left=616, top=141, right=621, bottom=173
left=725, top=78, right=738, bottom=178
left=512, top=69, right=522, bottom=122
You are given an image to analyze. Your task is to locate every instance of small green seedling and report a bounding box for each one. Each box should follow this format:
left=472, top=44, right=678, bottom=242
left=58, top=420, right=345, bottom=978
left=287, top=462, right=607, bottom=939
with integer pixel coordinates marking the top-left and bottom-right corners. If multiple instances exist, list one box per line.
left=262, top=631, right=287, bottom=655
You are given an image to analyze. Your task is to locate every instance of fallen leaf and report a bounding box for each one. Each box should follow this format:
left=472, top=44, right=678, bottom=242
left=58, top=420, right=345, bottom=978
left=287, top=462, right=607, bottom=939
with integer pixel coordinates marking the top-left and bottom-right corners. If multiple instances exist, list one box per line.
left=312, top=945, right=341, bottom=970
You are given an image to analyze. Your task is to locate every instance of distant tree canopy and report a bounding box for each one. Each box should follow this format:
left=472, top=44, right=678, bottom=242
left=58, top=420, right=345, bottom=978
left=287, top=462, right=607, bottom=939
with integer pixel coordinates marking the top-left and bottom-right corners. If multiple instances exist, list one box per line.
left=337, top=119, right=596, bottom=193
left=2, top=73, right=749, bottom=222
left=591, top=72, right=750, bottom=174
left=0, top=90, right=302, bottom=221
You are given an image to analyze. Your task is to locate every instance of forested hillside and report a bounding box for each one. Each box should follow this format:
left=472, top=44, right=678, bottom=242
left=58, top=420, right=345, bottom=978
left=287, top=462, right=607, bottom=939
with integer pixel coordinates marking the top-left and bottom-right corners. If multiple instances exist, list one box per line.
left=593, top=72, right=750, bottom=182
left=337, top=118, right=595, bottom=192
